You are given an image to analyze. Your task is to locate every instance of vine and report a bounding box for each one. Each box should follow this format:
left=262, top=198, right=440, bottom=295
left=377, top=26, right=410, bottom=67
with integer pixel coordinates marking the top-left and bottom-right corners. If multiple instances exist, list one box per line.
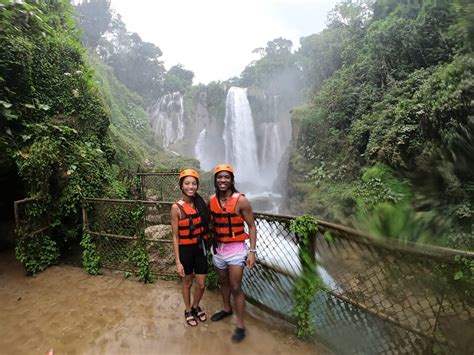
left=289, top=214, right=323, bottom=338
left=205, top=252, right=218, bottom=290
left=129, top=234, right=153, bottom=283
left=15, top=229, right=59, bottom=275
left=453, top=255, right=474, bottom=298
left=80, top=230, right=101, bottom=275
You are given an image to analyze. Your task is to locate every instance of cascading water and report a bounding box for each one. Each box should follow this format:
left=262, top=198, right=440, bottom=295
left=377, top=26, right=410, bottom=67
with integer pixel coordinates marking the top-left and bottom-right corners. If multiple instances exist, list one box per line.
left=223, top=87, right=259, bottom=183
left=149, top=92, right=184, bottom=148
left=260, top=122, right=282, bottom=181
left=194, top=129, right=213, bottom=171
left=190, top=87, right=290, bottom=210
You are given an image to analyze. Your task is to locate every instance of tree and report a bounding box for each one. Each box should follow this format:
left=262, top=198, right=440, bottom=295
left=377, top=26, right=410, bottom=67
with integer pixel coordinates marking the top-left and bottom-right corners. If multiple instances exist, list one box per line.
left=162, top=64, right=194, bottom=93
left=75, top=9, right=166, bottom=106
left=74, top=0, right=112, bottom=48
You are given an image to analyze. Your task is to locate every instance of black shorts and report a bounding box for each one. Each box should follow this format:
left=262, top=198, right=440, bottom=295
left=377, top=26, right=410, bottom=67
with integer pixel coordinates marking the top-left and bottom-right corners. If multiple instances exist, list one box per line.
left=179, top=243, right=208, bottom=275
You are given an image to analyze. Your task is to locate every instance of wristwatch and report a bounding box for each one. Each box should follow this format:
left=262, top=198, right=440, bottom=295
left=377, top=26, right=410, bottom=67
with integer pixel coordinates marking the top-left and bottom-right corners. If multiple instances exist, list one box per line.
left=248, top=248, right=257, bottom=253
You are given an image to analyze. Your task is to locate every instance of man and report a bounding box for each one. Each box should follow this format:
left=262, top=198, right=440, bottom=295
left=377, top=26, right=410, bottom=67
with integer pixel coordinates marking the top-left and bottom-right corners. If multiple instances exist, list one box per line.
left=209, top=164, right=257, bottom=343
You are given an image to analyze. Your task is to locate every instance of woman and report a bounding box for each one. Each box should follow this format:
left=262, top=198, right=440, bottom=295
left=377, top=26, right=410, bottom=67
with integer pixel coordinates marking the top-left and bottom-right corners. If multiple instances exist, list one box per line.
left=171, top=168, right=210, bottom=326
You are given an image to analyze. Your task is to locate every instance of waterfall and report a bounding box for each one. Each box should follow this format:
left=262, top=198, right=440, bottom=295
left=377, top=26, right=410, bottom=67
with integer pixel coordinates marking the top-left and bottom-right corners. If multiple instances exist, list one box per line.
left=195, top=129, right=213, bottom=171
left=260, top=122, right=282, bottom=181
left=149, top=92, right=184, bottom=148
left=223, top=87, right=259, bottom=183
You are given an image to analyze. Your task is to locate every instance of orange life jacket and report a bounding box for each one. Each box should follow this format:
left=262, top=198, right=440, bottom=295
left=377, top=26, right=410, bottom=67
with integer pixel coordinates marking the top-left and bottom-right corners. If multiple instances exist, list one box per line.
left=209, top=193, right=248, bottom=243
left=176, top=200, right=207, bottom=245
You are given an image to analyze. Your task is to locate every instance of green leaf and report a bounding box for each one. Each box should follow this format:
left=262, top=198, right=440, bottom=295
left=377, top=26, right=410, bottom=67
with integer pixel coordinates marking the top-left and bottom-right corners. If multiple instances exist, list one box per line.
left=38, top=104, right=50, bottom=111
left=324, top=231, right=333, bottom=242
left=0, top=100, right=12, bottom=108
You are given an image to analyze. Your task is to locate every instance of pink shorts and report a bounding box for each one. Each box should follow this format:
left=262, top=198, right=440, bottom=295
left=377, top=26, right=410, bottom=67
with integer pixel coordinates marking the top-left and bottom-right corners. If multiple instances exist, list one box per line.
left=212, top=242, right=247, bottom=269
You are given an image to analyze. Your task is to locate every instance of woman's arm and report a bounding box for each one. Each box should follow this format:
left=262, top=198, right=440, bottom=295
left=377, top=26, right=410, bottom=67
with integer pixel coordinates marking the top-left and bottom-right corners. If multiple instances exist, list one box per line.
left=171, top=204, right=185, bottom=277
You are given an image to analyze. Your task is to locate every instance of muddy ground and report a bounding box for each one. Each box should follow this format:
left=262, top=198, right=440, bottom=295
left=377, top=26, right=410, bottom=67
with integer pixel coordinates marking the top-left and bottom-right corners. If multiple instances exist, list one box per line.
left=0, top=251, right=329, bottom=354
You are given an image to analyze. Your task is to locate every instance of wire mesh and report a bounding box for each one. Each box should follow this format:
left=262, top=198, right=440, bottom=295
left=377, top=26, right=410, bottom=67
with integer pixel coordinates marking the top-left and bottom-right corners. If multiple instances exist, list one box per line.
left=84, top=198, right=174, bottom=275
left=14, top=197, right=50, bottom=234
left=137, top=172, right=213, bottom=201
left=137, top=172, right=181, bottom=201
left=243, top=212, right=474, bottom=354
left=81, top=191, right=473, bottom=354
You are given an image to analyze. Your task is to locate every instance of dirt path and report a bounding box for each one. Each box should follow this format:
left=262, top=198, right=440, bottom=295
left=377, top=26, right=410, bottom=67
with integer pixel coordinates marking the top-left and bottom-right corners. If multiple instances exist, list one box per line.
left=0, top=252, right=328, bottom=355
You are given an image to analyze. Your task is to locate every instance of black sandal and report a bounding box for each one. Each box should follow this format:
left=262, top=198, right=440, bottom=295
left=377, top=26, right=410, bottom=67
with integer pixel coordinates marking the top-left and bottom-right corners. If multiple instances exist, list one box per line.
left=210, top=309, right=233, bottom=322
left=184, top=310, right=197, bottom=326
left=231, top=327, right=246, bottom=343
left=191, top=306, right=207, bottom=322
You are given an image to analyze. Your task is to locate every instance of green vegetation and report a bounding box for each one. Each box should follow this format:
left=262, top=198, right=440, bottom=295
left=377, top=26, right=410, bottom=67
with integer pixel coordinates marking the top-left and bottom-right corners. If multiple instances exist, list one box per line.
left=15, top=230, right=59, bottom=275
left=74, top=0, right=166, bottom=105
left=205, top=252, right=218, bottom=290
left=289, top=214, right=322, bottom=338
left=0, top=0, right=125, bottom=272
left=2, top=0, right=472, bottom=276
left=128, top=234, right=153, bottom=283
left=86, top=53, right=156, bottom=171
left=236, top=1, right=472, bottom=249
left=0, top=0, right=186, bottom=273
left=285, top=0, right=473, bottom=250
left=80, top=230, right=101, bottom=275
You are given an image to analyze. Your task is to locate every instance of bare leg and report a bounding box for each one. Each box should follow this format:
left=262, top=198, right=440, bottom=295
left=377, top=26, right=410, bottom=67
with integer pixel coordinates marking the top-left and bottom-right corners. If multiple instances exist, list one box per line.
left=216, top=268, right=232, bottom=312
left=192, top=274, right=206, bottom=308
left=181, top=274, right=193, bottom=312
left=228, top=265, right=245, bottom=328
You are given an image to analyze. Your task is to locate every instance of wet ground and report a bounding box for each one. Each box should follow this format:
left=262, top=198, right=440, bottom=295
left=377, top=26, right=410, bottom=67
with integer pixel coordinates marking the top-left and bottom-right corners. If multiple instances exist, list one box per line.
left=0, top=251, right=329, bottom=354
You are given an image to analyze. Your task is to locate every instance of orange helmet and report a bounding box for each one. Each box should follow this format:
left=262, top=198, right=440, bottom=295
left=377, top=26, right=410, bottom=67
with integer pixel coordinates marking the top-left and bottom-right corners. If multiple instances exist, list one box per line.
left=213, top=164, right=234, bottom=176
left=179, top=168, right=200, bottom=181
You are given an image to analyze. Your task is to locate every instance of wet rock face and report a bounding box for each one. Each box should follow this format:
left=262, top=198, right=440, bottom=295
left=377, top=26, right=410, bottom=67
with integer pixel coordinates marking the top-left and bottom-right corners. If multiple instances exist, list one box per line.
left=195, top=91, right=210, bottom=129
left=149, top=92, right=185, bottom=148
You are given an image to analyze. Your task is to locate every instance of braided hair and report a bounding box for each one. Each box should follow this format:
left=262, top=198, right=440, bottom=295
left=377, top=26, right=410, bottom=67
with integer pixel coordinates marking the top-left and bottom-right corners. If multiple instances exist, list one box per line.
left=179, top=177, right=210, bottom=235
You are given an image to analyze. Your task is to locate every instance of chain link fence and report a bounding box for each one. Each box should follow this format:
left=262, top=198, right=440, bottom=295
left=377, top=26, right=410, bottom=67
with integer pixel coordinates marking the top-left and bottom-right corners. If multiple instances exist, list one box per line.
left=82, top=195, right=473, bottom=354
left=137, top=172, right=214, bottom=201
left=14, top=197, right=50, bottom=248
left=244, top=213, right=474, bottom=354
left=137, top=172, right=181, bottom=201
left=14, top=169, right=474, bottom=354
left=14, top=197, right=50, bottom=235
left=83, top=198, right=175, bottom=276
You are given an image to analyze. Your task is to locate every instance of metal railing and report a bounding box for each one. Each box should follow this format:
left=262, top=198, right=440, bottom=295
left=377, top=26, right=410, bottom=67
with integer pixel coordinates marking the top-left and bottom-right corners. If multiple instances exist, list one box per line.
left=83, top=198, right=175, bottom=276
left=82, top=197, right=474, bottom=354
left=14, top=197, right=50, bottom=239
left=244, top=213, right=474, bottom=354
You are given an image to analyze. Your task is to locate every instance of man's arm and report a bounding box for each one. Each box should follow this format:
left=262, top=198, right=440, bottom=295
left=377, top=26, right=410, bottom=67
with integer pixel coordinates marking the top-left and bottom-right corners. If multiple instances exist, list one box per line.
left=238, top=196, right=256, bottom=268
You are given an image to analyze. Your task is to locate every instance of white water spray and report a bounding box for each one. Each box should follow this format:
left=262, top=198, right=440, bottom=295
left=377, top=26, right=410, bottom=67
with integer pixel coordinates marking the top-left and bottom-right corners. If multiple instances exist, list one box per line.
left=260, top=122, right=283, bottom=181
left=223, top=87, right=259, bottom=183
left=195, top=129, right=213, bottom=171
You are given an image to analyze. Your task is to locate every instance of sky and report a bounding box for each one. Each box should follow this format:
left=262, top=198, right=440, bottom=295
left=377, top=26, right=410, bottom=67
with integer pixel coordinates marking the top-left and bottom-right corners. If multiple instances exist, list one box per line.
left=109, top=0, right=340, bottom=84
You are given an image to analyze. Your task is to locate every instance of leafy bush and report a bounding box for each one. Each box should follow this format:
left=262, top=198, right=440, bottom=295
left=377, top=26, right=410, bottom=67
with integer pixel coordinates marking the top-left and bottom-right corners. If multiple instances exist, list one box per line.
left=15, top=231, right=59, bottom=275
left=80, top=230, right=101, bottom=275
left=129, top=236, right=153, bottom=283
left=289, top=214, right=323, bottom=338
